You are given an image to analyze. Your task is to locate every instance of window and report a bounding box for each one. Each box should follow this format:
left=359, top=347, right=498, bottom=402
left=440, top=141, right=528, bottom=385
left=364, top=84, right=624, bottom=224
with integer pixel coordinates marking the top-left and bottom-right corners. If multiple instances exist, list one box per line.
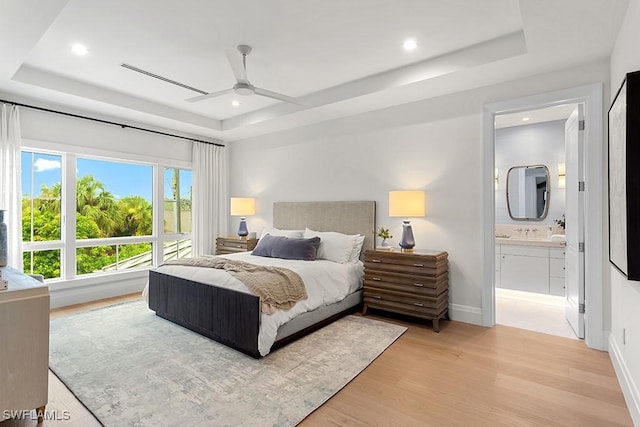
left=163, top=168, right=192, bottom=261
left=21, top=151, right=63, bottom=279
left=20, top=149, right=191, bottom=281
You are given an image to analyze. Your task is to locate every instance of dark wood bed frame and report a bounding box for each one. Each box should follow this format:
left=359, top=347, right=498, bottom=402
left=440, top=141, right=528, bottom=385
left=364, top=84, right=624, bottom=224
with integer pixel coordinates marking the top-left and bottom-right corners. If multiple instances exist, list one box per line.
left=148, top=201, right=376, bottom=358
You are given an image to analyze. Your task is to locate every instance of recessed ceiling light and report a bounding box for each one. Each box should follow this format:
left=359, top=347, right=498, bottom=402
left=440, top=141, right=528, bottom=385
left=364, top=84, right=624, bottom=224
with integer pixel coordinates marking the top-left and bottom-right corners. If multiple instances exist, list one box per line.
left=71, top=43, right=88, bottom=56
left=231, top=100, right=240, bottom=107
left=403, top=39, right=417, bottom=51
left=522, top=117, right=530, bottom=121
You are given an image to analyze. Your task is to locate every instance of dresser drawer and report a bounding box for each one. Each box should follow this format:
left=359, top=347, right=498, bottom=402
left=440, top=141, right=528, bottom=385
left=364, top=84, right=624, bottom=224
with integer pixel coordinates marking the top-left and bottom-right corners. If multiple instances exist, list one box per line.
left=363, top=249, right=449, bottom=332
left=364, top=280, right=447, bottom=298
left=216, top=237, right=258, bottom=255
left=364, top=261, right=446, bottom=277
left=364, top=252, right=448, bottom=276
left=364, top=269, right=446, bottom=288
left=364, top=294, right=449, bottom=318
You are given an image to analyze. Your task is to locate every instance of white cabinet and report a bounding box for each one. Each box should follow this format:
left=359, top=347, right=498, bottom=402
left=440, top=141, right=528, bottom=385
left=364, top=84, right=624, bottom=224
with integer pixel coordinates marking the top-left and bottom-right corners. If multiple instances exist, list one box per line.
left=500, top=245, right=550, bottom=293
left=549, top=248, right=566, bottom=296
left=495, top=244, right=566, bottom=295
left=0, top=267, right=49, bottom=422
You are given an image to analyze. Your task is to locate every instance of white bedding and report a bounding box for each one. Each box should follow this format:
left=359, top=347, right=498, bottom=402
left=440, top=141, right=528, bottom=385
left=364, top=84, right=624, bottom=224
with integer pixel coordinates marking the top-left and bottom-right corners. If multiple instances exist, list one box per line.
left=143, top=252, right=364, bottom=356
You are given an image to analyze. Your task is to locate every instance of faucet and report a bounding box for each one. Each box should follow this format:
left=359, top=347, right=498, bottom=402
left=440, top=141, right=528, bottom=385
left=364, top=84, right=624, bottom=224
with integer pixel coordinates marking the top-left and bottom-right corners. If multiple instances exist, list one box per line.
left=524, top=228, right=530, bottom=238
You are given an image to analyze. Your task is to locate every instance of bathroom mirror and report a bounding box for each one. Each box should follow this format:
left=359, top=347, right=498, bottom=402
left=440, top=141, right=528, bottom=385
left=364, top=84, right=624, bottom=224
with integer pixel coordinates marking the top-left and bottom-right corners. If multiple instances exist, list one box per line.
left=506, top=165, right=550, bottom=220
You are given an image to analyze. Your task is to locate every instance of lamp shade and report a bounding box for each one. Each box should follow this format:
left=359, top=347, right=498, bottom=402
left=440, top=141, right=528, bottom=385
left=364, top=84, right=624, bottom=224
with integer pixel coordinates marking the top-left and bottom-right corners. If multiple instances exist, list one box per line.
left=230, top=198, right=256, bottom=216
left=389, top=191, right=425, bottom=218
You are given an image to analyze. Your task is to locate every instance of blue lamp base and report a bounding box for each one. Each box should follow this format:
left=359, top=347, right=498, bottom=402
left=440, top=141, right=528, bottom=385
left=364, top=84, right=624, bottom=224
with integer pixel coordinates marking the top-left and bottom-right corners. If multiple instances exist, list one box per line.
left=399, top=220, right=415, bottom=250
left=237, top=217, right=249, bottom=237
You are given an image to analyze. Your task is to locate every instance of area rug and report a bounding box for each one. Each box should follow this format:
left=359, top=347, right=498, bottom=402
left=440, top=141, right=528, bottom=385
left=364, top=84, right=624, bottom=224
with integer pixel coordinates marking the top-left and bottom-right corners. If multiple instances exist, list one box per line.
left=49, top=300, right=406, bottom=426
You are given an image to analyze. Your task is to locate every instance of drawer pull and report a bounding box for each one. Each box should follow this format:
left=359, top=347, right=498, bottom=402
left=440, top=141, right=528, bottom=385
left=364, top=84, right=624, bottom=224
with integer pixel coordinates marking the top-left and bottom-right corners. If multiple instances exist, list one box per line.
left=413, top=283, right=424, bottom=287
left=413, top=263, right=424, bottom=267
left=413, top=302, right=424, bottom=307
left=371, top=259, right=381, bottom=263
left=373, top=296, right=381, bottom=299
left=372, top=277, right=381, bottom=281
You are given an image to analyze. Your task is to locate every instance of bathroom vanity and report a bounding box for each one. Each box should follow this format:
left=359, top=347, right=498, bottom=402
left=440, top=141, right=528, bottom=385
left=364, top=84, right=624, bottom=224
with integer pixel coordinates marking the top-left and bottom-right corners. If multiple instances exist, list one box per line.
left=495, top=238, right=566, bottom=296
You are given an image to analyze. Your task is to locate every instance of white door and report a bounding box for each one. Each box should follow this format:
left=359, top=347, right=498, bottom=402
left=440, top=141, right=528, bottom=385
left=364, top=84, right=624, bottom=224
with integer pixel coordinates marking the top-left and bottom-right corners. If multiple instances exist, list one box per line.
left=565, top=105, right=585, bottom=338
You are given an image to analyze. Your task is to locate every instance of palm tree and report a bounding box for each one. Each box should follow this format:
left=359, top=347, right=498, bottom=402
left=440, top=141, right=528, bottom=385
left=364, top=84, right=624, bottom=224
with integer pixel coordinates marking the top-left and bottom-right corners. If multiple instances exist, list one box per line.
left=116, top=196, right=152, bottom=236
left=76, top=175, right=120, bottom=237
left=35, top=182, right=62, bottom=214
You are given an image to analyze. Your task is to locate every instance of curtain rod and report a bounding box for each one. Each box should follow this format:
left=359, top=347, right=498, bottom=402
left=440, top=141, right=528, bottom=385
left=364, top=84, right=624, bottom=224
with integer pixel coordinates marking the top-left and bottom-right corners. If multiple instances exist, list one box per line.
left=0, top=99, right=225, bottom=148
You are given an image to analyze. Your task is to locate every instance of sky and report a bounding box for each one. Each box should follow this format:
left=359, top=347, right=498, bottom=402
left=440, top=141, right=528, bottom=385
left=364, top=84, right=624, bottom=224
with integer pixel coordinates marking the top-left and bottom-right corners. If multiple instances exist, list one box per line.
left=21, top=152, right=192, bottom=202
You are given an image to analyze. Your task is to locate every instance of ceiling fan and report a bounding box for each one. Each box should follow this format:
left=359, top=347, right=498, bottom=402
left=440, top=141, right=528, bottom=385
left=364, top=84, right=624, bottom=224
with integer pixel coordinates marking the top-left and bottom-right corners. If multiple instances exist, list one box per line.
left=186, top=45, right=301, bottom=105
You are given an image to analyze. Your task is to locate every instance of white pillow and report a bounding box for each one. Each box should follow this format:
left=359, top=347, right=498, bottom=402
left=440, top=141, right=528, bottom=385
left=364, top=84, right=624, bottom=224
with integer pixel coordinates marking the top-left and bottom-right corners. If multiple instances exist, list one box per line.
left=349, top=234, right=366, bottom=262
left=260, top=227, right=304, bottom=239
left=304, top=228, right=357, bottom=264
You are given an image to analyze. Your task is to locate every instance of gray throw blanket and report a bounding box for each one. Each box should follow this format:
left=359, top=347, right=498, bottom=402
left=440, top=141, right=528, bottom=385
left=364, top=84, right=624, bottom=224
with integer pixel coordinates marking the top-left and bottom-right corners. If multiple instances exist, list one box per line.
left=164, top=256, right=307, bottom=314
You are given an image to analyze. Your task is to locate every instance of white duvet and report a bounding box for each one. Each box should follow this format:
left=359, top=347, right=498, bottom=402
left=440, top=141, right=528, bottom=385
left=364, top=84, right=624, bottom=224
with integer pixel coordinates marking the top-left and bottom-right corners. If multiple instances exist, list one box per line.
left=143, top=252, right=364, bottom=356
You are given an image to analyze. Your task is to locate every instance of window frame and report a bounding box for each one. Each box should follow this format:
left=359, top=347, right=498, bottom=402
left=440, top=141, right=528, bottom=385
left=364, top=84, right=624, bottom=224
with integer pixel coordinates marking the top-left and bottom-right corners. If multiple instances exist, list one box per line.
left=21, top=139, right=192, bottom=284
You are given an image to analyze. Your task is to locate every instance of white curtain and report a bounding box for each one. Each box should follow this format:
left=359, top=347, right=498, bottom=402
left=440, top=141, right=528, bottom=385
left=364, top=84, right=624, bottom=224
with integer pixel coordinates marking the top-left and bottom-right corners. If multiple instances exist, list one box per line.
left=192, top=141, right=228, bottom=256
left=0, top=104, right=23, bottom=270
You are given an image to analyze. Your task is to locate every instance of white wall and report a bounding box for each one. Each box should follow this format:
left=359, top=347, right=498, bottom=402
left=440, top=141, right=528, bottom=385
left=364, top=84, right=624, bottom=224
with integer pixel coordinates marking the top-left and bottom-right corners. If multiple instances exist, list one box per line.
left=19, top=107, right=193, bottom=163
left=230, top=60, right=609, bottom=324
left=495, top=120, right=566, bottom=227
left=609, top=0, right=640, bottom=424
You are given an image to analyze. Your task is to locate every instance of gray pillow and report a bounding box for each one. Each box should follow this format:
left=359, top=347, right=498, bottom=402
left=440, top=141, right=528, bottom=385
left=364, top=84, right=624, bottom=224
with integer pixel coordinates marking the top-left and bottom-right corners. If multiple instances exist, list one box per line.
left=251, top=234, right=321, bottom=261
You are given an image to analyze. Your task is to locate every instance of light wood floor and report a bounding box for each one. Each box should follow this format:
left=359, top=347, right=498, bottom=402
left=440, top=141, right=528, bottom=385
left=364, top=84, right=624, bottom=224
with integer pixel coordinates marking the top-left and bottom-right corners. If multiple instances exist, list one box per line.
left=1, top=294, right=633, bottom=426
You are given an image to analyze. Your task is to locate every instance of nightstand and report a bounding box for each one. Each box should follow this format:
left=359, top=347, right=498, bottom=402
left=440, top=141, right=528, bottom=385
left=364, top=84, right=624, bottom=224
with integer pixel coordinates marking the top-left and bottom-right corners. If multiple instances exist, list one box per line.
left=216, top=236, right=258, bottom=255
left=363, top=249, right=449, bottom=332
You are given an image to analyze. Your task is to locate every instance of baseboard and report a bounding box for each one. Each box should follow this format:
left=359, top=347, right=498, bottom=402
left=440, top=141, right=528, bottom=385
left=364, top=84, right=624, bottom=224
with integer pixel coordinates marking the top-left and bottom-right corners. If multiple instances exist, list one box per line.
left=608, top=332, right=640, bottom=426
left=449, top=304, right=483, bottom=325
left=49, top=275, right=147, bottom=309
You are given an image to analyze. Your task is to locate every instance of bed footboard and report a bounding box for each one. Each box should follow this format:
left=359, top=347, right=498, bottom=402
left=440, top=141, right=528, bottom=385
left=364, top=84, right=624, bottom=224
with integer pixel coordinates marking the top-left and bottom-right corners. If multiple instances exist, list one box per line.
left=148, top=270, right=262, bottom=358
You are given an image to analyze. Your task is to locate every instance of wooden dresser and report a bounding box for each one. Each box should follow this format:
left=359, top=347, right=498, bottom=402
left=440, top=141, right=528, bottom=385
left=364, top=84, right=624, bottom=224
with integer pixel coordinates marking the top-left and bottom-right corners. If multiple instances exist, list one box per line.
left=0, top=267, right=49, bottom=423
left=363, top=249, right=449, bottom=332
left=216, top=236, right=259, bottom=255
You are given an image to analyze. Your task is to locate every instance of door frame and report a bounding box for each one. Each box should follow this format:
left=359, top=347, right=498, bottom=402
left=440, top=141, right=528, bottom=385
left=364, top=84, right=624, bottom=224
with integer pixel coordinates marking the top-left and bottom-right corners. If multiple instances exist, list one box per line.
left=481, top=83, right=605, bottom=350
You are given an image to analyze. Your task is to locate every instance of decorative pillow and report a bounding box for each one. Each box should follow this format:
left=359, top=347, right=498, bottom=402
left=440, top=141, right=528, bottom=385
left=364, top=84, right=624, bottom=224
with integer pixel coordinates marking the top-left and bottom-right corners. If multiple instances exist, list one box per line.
left=349, top=234, right=366, bottom=262
left=252, top=234, right=321, bottom=261
left=303, top=228, right=357, bottom=264
left=259, top=227, right=304, bottom=239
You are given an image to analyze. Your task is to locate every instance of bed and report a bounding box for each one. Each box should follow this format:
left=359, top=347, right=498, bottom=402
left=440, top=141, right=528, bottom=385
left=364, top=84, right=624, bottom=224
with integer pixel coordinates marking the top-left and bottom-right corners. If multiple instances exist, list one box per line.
left=147, top=201, right=376, bottom=358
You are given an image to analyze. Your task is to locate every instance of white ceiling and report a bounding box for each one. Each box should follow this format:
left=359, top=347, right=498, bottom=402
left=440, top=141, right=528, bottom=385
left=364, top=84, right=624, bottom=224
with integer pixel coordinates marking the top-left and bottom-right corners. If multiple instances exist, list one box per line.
left=495, top=103, right=578, bottom=129
left=0, top=0, right=630, bottom=141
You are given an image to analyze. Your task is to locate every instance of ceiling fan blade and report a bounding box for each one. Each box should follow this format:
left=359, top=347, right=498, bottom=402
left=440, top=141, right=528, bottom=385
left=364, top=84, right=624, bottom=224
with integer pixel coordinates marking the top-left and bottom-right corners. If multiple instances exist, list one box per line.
left=186, top=88, right=234, bottom=103
left=254, top=87, right=302, bottom=105
left=225, top=49, right=248, bottom=83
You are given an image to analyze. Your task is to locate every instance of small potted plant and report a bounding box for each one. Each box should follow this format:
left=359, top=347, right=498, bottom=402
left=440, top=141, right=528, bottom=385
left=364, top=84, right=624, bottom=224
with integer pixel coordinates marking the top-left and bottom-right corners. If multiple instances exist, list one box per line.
left=555, top=214, right=565, bottom=231
left=376, top=226, right=393, bottom=248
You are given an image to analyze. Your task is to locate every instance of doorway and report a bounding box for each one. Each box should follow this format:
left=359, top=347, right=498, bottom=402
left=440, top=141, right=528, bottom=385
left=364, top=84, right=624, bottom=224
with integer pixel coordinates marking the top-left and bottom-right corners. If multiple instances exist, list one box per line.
left=481, top=83, right=605, bottom=350
left=493, top=103, right=580, bottom=339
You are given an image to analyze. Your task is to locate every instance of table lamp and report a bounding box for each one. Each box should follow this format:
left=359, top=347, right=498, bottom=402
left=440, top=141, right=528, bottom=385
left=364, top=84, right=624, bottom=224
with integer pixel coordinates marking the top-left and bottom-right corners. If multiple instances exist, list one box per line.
left=230, top=197, right=255, bottom=237
left=389, top=190, right=425, bottom=251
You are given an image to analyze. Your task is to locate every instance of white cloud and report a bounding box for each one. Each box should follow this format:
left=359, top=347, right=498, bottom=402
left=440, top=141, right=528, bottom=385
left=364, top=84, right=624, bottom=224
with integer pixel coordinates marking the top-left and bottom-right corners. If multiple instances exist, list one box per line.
left=34, top=158, right=61, bottom=172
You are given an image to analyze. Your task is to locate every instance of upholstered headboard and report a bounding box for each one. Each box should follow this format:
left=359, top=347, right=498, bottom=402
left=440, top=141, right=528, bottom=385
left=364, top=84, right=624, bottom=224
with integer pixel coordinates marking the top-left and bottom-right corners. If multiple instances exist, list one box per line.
left=273, top=201, right=376, bottom=253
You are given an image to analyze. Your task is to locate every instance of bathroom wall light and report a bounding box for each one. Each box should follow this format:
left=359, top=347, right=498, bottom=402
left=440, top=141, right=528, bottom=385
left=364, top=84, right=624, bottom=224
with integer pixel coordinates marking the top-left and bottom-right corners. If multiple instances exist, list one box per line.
left=558, top=163, right=566, bottom=189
